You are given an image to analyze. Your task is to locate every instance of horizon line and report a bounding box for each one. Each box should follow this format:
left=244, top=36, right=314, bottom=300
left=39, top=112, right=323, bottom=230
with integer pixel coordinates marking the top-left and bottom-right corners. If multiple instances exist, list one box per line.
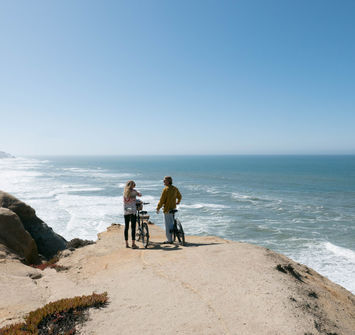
left=15, top=153, right=355, bottom=157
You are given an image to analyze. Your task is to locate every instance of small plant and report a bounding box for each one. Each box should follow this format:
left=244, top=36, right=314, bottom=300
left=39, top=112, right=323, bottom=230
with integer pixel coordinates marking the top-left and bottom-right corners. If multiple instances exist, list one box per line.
left=308, top=291, right=318, bottom=299
left=275, top=264, right=304, bottom=282
left=30, top=256, right=69, bottom=272
left=0, top=292, right=108, bottom=335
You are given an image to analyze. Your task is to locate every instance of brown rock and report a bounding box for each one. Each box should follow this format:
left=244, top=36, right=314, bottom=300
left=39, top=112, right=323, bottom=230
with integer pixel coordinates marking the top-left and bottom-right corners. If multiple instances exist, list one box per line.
left=0, top=191, right=67, bottom=259
left=0, top=208, right=40, bottom=264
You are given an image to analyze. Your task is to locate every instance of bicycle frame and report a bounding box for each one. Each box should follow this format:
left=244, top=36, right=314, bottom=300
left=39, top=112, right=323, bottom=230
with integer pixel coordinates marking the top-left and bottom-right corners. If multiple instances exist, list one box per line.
left=136, top=202, right=150, bottom=248
left=169, top=209, right=185, bottom=245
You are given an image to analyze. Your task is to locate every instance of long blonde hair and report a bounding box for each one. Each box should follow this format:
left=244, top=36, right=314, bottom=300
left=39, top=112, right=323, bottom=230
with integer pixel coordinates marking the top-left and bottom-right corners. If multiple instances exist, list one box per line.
left=123, top=180, right=136, bottom=199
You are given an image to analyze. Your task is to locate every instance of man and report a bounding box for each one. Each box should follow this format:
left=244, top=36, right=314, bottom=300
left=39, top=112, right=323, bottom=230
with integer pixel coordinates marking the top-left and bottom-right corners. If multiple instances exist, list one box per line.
left=156, top=176, right=182, bottom=243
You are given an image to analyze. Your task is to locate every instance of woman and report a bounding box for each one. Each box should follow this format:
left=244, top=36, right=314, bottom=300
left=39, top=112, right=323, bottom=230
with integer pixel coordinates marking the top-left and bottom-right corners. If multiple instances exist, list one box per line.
left=123, top=180, right=142, bottom=249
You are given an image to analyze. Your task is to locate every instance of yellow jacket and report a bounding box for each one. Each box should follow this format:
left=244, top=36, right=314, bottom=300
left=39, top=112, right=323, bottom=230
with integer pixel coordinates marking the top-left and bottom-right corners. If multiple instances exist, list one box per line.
left=157, top=185, right=182, bottom=213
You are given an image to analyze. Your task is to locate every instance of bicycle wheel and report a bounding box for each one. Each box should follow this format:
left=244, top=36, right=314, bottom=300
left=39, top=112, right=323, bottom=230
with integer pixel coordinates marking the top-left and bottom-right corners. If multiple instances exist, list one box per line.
left=141, top=222, right=149, bottom=248
left=175, top=219, right=185, bottom=245
left=171, top=221, right=176, bottom=242
left=174, top=221, right=181, bottom=243
left=136, top=222, right=141, bottom=241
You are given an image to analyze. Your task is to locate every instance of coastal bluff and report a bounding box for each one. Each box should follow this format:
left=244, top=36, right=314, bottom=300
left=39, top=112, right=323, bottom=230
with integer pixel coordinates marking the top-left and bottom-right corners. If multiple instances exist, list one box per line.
left=0, top=200, right=354, bottom=334
left=0, top=191, right=67, bottom=261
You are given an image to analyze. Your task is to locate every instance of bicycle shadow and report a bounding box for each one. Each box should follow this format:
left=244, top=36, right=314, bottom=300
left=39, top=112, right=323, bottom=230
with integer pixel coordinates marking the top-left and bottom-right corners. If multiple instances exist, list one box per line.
left=143, top=241, right=222, bottom=251
left=144, top=241, right=181, bottom=251
left=180, top=242, right=222, bottom=248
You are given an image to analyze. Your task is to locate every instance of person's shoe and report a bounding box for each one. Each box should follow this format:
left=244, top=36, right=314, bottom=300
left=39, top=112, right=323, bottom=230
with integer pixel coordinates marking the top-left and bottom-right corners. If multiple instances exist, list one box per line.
left=162, top=241, right=173, bottom=244
left=126, top=245, right=130, bottom=248
left=132, top=244, right=139, bottom=249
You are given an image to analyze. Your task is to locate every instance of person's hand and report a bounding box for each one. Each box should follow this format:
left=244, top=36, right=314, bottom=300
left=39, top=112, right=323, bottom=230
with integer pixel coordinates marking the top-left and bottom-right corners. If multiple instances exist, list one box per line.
left=156, top=209, right=160, bottom=214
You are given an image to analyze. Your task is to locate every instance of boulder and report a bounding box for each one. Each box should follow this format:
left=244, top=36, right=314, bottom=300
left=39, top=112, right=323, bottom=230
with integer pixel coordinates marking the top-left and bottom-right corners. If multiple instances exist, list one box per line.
left=0, top=208, right=40, bottom=264
left=67, top=238, right=95, bottom=250
left=0, top=191, right=67, bottom=259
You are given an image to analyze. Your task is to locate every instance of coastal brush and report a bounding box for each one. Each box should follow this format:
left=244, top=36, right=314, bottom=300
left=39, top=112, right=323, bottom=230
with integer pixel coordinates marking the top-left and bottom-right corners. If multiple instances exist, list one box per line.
left=30, top=255, right=69, bottom=272
left=0, top=292, right=108, bottom=335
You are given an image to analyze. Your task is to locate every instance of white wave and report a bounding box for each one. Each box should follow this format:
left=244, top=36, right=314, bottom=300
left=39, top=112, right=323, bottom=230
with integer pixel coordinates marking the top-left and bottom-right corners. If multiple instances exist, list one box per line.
left=185, top=184, right=221, bottom=194
left=231, top=192, right=274, bottom=203
left=55, top=194, right=123, bottom=240
left=92, top=172, right=136, bottom=179
left=324, top=242, right=355, bottom=262
left=179, top=203, right=228, bottom=209
left=136, top=184, right=161, bottom=191
left=116, top=181, right=157, bottom=190
left=62, top=168, right=99, bottom=172
left=51, top=187, right=104, bottom=195
left=61, top=167, right=135, bottom=179
left=140, top=195, right=157, bottom=203
left=231, top=193, right=253, bottom=200
left=53, top=192, right=158, bottom=240
left=0, top=169, right=44, bottom=178
left=205, top=188, right=221, bottom=194
left=292, top=241, right=355, bottom=294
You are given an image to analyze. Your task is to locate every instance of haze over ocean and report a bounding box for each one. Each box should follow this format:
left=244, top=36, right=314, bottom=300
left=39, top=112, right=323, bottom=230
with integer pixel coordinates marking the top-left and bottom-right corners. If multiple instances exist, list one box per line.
left=1, top=155, right=354, bottom=293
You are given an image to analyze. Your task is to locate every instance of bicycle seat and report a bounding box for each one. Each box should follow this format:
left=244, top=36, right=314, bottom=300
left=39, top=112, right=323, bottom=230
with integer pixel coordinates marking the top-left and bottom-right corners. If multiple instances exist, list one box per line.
left=140, top=211, right=148, bottom=215
left=169, top=209, right=178, bottom=214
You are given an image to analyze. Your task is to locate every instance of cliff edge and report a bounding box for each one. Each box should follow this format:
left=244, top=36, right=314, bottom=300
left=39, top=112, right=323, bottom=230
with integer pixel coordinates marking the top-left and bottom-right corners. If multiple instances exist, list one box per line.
left=0, top=221, right=354, bottom=335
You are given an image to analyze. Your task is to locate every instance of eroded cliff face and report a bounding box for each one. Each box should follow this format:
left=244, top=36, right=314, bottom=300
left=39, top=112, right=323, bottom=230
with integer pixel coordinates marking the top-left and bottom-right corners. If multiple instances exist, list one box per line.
left=0, top=207, right=40, bottom=264
left=0, top=191, right=67, bottom=260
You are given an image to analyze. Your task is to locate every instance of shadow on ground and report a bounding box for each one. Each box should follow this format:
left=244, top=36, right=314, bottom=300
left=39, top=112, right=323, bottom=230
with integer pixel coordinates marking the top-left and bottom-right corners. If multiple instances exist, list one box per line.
left=140, top=241, right=222, bottom=251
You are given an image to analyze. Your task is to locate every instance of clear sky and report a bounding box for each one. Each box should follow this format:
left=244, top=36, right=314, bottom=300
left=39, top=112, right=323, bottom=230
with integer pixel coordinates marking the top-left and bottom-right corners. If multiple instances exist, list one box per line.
left=0, top=0, right=354, bottom=155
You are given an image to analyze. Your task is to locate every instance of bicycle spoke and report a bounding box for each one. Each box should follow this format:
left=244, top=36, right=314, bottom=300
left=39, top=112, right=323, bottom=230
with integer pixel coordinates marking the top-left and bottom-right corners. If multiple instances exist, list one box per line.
left=142, top=223, right=149, bottom=248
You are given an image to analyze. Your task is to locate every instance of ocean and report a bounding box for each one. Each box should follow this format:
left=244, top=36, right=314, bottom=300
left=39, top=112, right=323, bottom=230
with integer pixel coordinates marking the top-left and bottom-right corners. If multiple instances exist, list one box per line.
left=0, top=155, right=354, bottom=293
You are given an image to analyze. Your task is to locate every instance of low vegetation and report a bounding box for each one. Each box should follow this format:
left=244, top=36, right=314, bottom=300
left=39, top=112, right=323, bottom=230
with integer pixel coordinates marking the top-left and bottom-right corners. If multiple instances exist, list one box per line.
left=30, top=256, right=69, bottom=272
left=0, top=292, right=108, bottom=335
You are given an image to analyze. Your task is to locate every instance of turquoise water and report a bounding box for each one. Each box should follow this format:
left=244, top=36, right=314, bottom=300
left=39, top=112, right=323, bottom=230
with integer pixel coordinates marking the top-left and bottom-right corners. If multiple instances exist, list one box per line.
left=0, top=155, right=354, bottom=293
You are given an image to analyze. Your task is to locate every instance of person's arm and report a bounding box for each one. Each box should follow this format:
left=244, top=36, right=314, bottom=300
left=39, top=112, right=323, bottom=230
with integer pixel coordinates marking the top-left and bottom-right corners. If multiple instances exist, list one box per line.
left=131, top=189, right=142, bottom=197
left=176, top=188, right=182, bottom=205
left=156, top=188, right=167, bottom=212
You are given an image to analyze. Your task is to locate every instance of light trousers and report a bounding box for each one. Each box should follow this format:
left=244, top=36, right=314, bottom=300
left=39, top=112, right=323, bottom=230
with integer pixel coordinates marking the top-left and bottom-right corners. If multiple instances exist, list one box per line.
left=164, top=213, right=174, bottom=242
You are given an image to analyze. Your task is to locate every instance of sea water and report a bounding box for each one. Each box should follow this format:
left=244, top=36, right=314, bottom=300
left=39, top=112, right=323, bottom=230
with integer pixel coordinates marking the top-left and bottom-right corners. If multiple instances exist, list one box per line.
left=0, top=155, right=354, bottom=293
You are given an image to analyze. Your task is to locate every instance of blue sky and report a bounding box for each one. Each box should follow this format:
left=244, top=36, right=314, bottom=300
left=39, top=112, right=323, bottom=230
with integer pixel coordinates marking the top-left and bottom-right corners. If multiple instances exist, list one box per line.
left=0, top=0, right=354, bottom=155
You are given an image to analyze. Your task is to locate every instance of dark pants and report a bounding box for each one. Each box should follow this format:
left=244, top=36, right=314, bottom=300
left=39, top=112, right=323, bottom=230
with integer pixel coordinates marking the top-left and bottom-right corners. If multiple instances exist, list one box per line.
left=124, top=214, right=137, bottom=241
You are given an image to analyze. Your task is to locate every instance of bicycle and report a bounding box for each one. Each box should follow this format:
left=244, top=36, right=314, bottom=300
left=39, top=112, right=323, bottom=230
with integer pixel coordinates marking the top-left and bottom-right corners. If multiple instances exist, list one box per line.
left=136, top=201, right=150, bottom=248
left=169, top=209, right=185, bottom=246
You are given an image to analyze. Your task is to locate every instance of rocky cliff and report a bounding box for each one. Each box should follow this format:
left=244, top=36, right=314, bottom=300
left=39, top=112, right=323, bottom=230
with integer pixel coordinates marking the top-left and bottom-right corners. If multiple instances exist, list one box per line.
left=0, top=191, right=67, bottom=260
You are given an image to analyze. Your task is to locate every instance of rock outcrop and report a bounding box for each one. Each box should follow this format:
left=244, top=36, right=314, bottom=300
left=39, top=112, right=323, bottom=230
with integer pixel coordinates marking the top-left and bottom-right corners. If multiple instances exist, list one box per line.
left=67, top=238, right=95, bottom=250
left=0, top=191, right=67, bottom=259
left=0, top=208, right=40, bottom=264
